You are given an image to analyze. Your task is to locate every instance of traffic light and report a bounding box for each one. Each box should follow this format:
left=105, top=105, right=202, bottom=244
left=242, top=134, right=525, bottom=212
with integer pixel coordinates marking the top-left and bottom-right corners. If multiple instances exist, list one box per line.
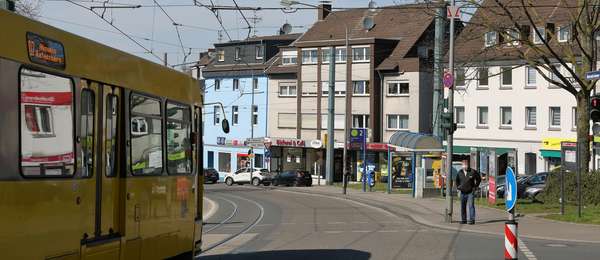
left=590, top=95, right=600, bottom=122
left=441, top=112, right=457, bottom=134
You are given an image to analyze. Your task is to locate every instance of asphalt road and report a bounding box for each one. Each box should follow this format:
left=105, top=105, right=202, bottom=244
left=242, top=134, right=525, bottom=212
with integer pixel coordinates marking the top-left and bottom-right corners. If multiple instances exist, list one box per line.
left=197, top=184, right=600, bottom=260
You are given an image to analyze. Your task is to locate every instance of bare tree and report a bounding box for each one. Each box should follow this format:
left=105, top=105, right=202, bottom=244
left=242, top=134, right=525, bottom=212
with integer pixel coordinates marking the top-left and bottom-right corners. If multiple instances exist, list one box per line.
left=457, top=0, right=599, bottom=172
left=14, top=0, right=43, bottom=19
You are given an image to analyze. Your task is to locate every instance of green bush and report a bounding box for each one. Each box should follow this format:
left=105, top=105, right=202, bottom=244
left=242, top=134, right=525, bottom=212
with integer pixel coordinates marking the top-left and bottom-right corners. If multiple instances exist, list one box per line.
left=540, top=170, right=600, bottom=206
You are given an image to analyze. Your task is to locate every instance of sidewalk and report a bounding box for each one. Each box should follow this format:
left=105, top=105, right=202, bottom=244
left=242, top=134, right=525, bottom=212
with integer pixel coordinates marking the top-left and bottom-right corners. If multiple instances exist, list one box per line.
left=283, top=185, right=600, bottom=243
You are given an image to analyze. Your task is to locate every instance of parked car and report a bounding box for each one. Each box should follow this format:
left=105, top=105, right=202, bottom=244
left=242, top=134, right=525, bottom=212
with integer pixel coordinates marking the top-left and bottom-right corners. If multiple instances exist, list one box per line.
left=203, top=168, right=219, bottom=184
left=224, top=168, right=272, bottom=186
left=522, top=172, right=549, bottom=201
left=272, top=170, right=312, bottom=187
left=497, top=172, right=548, bottom=199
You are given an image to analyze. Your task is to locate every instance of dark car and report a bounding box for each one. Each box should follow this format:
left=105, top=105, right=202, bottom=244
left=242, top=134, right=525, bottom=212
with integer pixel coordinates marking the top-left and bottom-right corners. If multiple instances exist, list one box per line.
left=204, top=168, right=219, bottom=184
left=272, top=170, right=312, bottom=187
left=497, top=172, right=548, bottom=199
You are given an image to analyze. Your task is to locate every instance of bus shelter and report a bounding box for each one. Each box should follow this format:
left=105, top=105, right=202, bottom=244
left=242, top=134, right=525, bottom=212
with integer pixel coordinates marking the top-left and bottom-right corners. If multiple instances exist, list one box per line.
left=386, top=132, right=444, bottom=197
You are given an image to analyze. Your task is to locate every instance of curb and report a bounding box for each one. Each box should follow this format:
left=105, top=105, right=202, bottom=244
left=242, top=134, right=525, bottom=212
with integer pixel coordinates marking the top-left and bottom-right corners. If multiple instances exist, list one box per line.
left=274, top=187, right=600, bottom=244
left=203, top=196, right=219, bottom=221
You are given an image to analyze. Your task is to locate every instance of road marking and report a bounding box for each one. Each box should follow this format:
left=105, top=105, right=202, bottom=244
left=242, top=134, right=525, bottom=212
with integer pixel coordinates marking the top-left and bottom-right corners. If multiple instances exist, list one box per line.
left=545, top=243, right=568, bottom=248
left=324, top=231, right=343, bottom=234
left=518, top=238, right=538, bottom=260
left=327, top=221, right=345, bottom=225
left=281, top=222, right=296, bottom=225
left=254, top=224, right=273, bottom=227
left=378, top=230, right=399, bottom=233
left=203, top=196, right=219, bottom=221
left=351, top=230, right=370, bottom=233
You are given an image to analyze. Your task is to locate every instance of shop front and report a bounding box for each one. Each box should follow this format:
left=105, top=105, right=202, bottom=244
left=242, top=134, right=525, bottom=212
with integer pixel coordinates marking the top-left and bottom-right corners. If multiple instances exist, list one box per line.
left=268, top=137, right=344, bottom=180
left=540, top=137, right=576, bottom=171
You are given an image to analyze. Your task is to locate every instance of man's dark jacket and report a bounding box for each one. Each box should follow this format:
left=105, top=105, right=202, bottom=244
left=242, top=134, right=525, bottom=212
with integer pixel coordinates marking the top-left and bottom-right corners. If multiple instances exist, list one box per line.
left=455, top=168, right=481, bottom=194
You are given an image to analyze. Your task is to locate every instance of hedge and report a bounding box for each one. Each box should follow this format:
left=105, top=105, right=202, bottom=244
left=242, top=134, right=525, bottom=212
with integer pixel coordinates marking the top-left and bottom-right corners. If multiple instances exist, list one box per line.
left=540, top=170, right=600, bottom=205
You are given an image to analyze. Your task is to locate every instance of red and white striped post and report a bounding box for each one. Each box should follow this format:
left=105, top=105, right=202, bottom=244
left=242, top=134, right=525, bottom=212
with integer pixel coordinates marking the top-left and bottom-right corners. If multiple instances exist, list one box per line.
left=504, top=220, right=518, bottom=260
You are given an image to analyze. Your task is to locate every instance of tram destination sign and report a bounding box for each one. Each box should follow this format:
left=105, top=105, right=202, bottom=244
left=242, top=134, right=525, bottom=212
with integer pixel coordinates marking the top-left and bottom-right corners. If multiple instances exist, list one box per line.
left=26, top=32, right=66, bottom=69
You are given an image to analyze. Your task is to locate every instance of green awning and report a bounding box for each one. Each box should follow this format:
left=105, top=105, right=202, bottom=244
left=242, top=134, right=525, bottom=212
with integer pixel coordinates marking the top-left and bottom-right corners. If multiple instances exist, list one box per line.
left=445, top=145, right=513, bottom=155
left=540, top=150, right=561, bottom=158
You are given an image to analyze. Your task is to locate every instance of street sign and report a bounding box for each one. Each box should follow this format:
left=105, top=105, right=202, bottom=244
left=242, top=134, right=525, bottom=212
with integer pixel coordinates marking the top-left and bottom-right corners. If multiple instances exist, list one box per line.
left=586, top=70, right=600, bottom=80
left=447, top=5, right=460, bottom=19
left=505, top=167, right=517, bottom=212
left=349, top=128, right=367, bottom=146
left=443, top=71, right=454, bottom=88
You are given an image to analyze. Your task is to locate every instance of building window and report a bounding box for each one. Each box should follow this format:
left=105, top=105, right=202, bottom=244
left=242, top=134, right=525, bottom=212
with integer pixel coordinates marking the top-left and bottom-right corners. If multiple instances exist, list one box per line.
left=254, top=154, right=264, bottom=168
left=253, top=78, right=258, bottom=89
left=558, top=26, right=571, bottom=42
left=207, top=151, right=214, bottom=168
left=218, top=152, right=231, bottom=172
left=278, top=113, right=297, bottom=128
left=550, top=64, right=561, bottom=85
left=388, top=82, right=409, bottom=95
left=572, top=107, right=577, bottom=129
left=478, top=67, right=489, bottom=87
left=387, top=114, right=409, bottom=130
left=506, top=29, right=520, bottom=46
left=456, top=68, right=466, bottom=87
left=500, top=107, right=512, bottom=127
left=322, top=81, right=346, bottom=96
left=282, top=50, right=297, bottom=65
left=235, top=47, right=241, bottom=60
left=214, top=105, right=220, bottom=125
left=256, top=45, right=264, bottom=59
left=549, top=107, right=561, bottom=128
left=301, top=49, right=318, bottom=64
left=526, top=66, right=537, bottom=86
left=232, top=106, right=239, bottom=125
left=352, top=46, right=370, bottom=62
left=477, top=107, right=488, bottom=126
left=279, top=83, right=297, bottom=97
left=322, top=48, right=331, bottom=63
left=352, top=81, right=369, bottom=95
left=455, top=106, right=465, bottom=126
left=532, top=27, right=546, bottom=44
left=217, top=49, right=225, bottom=62
left=214, top=79, right=221, bottom=90
left=484, top=31, right=497, bottom=47
left=233, top=79, right=239, bottom=90
left=501, top=67, right=513, bottom=86
left=336, top=48, right=347, bottom=62
left=252, top=105, right=258, bottom=126
left=301, top=82, right=318, bottom=96
left=352, top=114, right=370, bottom=129
left=525, top=107, right=537, bottom=127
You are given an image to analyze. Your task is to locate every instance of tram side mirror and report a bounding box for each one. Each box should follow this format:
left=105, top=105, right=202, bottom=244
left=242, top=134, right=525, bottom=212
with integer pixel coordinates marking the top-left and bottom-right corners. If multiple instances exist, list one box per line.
left=221, top=119, right=230, bottom=133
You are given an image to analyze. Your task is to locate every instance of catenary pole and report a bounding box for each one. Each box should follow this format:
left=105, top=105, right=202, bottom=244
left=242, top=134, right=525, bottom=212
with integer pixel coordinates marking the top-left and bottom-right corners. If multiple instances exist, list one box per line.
left=342, top=25, right=350, bottom=194
left=326, top=38, right=336, bottom=185
left=444, top=0, right=456, bottom=223
left=433, top=0, right=446, bottom=138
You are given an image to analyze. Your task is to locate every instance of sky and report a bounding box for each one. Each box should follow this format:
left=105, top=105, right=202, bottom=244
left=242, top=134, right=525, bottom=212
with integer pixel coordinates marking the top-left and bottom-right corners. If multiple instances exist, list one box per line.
left=39, top=0, right=422, bottom=67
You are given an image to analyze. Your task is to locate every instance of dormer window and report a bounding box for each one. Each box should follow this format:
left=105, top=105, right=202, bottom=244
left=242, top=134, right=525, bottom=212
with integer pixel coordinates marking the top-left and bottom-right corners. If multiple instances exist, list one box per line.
left=234, top=47, right=241, bottom=61
left=256, top=46, right=264, bottom=59
left=217, top=50, right=225, bottom=62
left=506, top=30, right=520, bottom=46
left=282, top=50, right=297, bottom=65
left=484, top=31, right=497, bottom=47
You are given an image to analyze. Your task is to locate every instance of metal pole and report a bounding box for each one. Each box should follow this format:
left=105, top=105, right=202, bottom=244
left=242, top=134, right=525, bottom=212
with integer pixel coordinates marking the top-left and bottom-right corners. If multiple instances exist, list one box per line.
left=164, top=53, right=168, bottom=66
left=326, top=42, right=336, bottom=185
left=362, top=132, right=367, bottom=192
left=343, top=25, right=350, bottom=194
left=387, top=146, right=392, bottom=194
left=560, top=168, right=565, bottom=215
left=444, top=0, right=456, bottom=223
left=577, top=142, right=582, bottom=218
left=433, top=1, right=446, bottom=137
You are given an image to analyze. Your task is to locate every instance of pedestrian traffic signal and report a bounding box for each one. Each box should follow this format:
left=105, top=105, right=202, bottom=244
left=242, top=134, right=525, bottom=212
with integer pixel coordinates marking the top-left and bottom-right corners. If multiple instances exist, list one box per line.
left=441, top=112, right=457, bottom=134
left=591, top=95, right=600, bottom=122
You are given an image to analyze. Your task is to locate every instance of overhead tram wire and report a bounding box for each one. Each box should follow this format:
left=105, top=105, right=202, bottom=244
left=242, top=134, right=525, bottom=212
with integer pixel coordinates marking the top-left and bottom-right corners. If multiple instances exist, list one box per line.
left=152, top=0, right=191, bottom=64
left=64, top=0, right=167, bottom=65
left=232, top=0, right=252, bottom=39
left=194, top=0, right=233, bottom=41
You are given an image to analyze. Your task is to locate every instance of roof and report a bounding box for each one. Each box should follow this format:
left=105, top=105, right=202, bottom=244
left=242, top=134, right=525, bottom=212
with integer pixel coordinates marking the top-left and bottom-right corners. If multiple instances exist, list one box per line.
left=197, top=53, right=213, bottom=66
left=455, top=0, right=577, bottom=63
left=294, top=4, right=435, bottom=72
left=216, top=33, right=302, bottom=46
left=265, top=50, right=297, bottom=75
left=388, top=131, right=443, bottom=152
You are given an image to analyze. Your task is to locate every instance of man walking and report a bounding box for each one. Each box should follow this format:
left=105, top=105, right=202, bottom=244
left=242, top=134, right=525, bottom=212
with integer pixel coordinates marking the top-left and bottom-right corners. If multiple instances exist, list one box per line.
left=455, top=159, right=481, bottom=225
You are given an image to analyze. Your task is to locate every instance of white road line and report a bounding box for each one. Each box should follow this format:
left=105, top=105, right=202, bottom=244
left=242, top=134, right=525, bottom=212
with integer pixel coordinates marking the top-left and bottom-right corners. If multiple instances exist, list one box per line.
left=203, top=196, right=219, bottom=221
left=378, top=230, right=399, bottom=233
left=351, top=230, right=371, bottom=233
left=518, top=238, right=538, bottom=260
left=324, top=231, right=344, bottom=234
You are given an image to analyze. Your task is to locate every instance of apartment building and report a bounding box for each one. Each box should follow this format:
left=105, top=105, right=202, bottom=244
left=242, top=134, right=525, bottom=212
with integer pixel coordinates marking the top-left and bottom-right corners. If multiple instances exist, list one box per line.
left=266, top=4, right=440, bottom=180
left=453, top=0, right=590, bottom=175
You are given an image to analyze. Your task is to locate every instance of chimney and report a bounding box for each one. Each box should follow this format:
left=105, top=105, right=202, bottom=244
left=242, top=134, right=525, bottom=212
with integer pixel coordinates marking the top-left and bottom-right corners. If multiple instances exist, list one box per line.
left=318, top=4, right=332, bottom=21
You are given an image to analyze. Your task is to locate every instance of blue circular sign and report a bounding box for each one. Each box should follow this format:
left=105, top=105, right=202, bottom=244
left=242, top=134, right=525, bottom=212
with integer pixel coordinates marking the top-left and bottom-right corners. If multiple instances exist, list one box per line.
left=505, top=167, right=518, bottom=212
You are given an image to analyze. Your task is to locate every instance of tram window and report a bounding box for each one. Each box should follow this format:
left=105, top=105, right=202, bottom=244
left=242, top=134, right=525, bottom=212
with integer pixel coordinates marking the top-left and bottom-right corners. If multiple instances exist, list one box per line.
left=130, top=94, right=163, bottom=175
left=106, top=95, right=118, bottom=177
left=80, top=89, right=95, bottom=178
left=166, top=102, right=192, bottom=175
left=19, top=68, right=75, bottom=177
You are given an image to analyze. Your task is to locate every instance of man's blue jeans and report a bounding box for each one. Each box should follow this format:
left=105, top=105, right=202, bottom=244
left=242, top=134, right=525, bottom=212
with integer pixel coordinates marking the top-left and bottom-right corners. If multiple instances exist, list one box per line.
left=460, top=191, right=475, bottom=223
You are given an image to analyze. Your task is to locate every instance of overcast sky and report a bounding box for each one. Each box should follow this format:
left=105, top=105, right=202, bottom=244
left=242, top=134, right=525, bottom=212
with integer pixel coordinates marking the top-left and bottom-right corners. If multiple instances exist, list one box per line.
left=39, top=0, right=422, bottom=67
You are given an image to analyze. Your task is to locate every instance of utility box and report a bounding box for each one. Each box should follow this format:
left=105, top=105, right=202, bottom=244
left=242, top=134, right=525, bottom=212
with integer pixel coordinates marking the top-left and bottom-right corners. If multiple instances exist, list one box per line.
left=414, top=167, right=426, bottom=199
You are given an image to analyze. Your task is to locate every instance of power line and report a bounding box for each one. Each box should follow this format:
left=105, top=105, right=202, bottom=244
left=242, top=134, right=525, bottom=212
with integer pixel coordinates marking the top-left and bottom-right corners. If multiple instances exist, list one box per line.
left=232, top=0, right=252, bottom=39
left=152, top=0, right=190, bottom=63
left=64, top=0, right=167, bottom=64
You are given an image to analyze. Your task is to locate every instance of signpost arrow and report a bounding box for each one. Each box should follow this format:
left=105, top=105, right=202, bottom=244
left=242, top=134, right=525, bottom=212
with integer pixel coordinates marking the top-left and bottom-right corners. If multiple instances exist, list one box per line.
left=586, top=70, right=600, bottom=80
left=505, top=167, right=517, bottom=213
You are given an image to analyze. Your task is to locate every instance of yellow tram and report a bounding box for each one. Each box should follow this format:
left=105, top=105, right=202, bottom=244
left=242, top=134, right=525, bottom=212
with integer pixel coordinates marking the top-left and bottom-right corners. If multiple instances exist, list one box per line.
left=0, top=10, right=206, bottom=259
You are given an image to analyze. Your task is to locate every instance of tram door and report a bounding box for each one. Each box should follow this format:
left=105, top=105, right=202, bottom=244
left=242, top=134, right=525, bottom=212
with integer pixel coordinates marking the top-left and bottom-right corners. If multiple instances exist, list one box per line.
left=80, top=82, right=123, bottom=259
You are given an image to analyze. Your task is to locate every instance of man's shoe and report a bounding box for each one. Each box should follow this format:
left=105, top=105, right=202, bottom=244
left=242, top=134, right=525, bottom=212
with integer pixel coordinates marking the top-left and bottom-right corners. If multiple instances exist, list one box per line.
left=460, top=221, right=467, bottom=224
left=468, top=221, right=475, bottom=225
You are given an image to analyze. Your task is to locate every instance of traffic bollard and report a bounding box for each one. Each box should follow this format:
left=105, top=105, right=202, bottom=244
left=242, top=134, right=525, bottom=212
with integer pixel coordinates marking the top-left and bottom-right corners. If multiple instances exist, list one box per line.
left=504, top=220, right=518, bottom=260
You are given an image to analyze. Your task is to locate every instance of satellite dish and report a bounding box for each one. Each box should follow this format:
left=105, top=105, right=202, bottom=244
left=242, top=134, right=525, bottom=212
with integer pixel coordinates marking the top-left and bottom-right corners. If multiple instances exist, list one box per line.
left=368, top=0, right=377, bottom=12
left=362, top=17, right=375, bottom=31
left=281, top=23, right=293, bottom=34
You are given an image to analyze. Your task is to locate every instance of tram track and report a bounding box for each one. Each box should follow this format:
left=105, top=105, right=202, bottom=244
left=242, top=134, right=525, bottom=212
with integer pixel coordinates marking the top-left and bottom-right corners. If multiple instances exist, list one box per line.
left=202, top=195, right=239, bottom=234
left=197, top=191, right=265, bottom=256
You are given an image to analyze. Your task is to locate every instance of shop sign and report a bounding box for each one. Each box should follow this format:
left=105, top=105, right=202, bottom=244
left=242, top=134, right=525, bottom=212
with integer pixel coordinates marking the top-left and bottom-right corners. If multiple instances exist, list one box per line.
left=309, top=139, right=323, bottom=149
left=366, top=143, right=389, bottom=151
left=275, top=138, right=305, bottom=147
left=245, top=137, right=266, bottom=148
left=216, top=137, right=226, bottom=145
left=349, top=128, right=367, bottom=144
left=542, top=137, right=576, bottom=150
left=225, top=139, right=244, bottom=146
left=334, top=142, right=345, bottom=149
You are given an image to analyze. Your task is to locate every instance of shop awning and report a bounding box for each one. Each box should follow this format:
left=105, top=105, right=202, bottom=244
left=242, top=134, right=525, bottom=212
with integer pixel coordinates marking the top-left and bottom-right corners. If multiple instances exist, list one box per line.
left=540, top=150, right=561, bottom=158
left=448, top=145, right=512, bottom=155
left=388, top=131, right=443, bottom=152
